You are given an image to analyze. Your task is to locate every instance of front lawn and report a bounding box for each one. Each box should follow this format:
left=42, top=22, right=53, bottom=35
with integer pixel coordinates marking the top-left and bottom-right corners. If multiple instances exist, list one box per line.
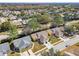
left=49, top=36, right=60, bottom=44
left=32, top=42, right=45, bottom=53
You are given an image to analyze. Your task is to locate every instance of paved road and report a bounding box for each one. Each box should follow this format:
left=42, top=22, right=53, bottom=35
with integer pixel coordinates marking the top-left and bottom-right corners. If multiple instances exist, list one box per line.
left=33, top=35, right=79, bottom=55
left=28, top=49, right=35, bottom=56
left=53, top=35, right=79, bottom=51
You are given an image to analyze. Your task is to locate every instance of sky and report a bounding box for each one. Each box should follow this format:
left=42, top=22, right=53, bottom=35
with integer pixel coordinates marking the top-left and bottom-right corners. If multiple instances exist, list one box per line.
left=0, top=0, right=79, bottom=3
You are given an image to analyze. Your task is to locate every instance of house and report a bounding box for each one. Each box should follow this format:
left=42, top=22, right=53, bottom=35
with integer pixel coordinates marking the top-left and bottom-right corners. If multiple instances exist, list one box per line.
left=12, top=19, right=22, bottom=26
left=0, top=42, right=10, bottom=56
left=0, top=17, right=8, bottom=24
left=32, top=31, right=49, bottom=44
left=51, top=27, right=64, bottom=37
left=37, top=31, right=49, bottom=40
left=10, top=36, right=32, bottom=52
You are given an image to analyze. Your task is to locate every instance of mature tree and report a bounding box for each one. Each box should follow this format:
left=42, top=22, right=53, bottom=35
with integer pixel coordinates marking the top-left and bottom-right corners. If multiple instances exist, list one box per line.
left=54, top=14, right=64, bottom=26
left=22, top=24, right=32, bottom=35
left=36, top=13, right=52, bottom=24
left=0, top=21, right=11, bottom=32
left=64, top=25, right=75, bottom=36
left=71, top=22, right=79, bottom=31
left=28, top=18, right=40, bottom=31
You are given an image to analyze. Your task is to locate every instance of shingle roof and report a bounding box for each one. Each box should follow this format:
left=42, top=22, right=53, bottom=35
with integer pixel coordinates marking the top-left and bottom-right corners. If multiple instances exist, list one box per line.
left=0, top=42, right=10, bottom=53
left=37, top=31, right=48, bottom=39
left=12, top=36, right=32, bottom=50
left=0, top=52, right=4, bottom=56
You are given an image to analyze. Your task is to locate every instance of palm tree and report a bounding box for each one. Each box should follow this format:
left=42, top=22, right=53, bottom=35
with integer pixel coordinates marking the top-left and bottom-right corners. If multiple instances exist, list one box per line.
left=9, top=23, right=18, bottom=42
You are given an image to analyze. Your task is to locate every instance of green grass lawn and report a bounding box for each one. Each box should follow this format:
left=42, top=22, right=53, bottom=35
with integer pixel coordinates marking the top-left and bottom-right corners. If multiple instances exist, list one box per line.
left=32, top=42, right=45, bottom=53
left=7, top=51, right=20, bottom=56
left=49, top=36, right=60, bottom=44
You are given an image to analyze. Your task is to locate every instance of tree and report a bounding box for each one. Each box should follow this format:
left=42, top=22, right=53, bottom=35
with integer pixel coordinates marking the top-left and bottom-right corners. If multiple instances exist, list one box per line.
left=0, top=19, right=18, bottom=41
left=28, top=18, right=40, bottom=31
left=64, top=4, right=73, bottom=12
left=36, top=13, right=52, bottom=24
left=0, top=21, right=11, bottom=32
left=54, top=14, right=64, bottom=26
left=9, top=23, right=18, bottom=41
left=49, top=48, right=54, bottom=56
left=22, top=24, right=32, bottom=35
left=64, top=25, right=75, bottom=36
left=71, top=22, right=79, bottom=31
left=54, top=51, right=62, bottom=56
left=41, top=51, right=49, bottom=56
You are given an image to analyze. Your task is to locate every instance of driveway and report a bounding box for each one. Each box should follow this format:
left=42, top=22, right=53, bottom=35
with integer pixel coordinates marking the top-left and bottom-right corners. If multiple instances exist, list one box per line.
left=53, top=35, right=79, bottom=51
left=44, top=41, right=52, bottom=49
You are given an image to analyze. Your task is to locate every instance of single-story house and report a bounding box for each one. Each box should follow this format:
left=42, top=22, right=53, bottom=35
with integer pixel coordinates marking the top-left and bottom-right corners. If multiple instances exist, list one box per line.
left=37, top=31, right=49, bottom=40
left=51, top=27, right=64, bottom=37
left=0, top=17, right=7, bottom=24
left=10, top=36, right=32, bottom=52
left=31, top=31, right=49, bottom=44
left=0, top=42, right=10, bottom=56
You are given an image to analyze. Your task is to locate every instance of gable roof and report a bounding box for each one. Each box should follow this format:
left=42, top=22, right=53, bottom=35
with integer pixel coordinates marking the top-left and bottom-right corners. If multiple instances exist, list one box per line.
left=37, top=31, right=48, bottom=39
left=0, top=42, right=10, bottom=53
left=12, top=36, right=32, bottom=50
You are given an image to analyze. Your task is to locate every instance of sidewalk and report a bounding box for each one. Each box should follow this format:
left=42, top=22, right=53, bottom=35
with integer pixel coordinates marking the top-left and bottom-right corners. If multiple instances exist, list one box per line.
left=20, top=51, right=29, bottom=56
left=28, top=49, right=35, bottom=56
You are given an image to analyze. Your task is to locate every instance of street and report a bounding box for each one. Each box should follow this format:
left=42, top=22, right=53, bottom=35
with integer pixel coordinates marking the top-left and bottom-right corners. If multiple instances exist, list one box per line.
left=53, top=35, right=79, bottom=51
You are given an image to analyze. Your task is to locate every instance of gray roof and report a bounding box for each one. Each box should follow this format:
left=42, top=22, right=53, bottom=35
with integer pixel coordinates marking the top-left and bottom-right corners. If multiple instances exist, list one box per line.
left=37, top=31, right=48, bottom=39
left=0, top=42, right=10, bottom=53
left=0, top=52, right=4, bottom=56
left=12, top=36, right=32, bottom=50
